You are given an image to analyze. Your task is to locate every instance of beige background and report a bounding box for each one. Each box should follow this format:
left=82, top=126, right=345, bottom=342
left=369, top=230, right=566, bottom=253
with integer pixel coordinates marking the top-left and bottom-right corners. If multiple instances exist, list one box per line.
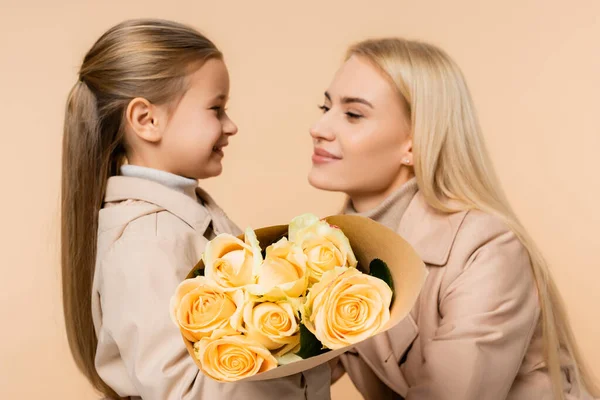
left=1, top=0, right=599, bottom=398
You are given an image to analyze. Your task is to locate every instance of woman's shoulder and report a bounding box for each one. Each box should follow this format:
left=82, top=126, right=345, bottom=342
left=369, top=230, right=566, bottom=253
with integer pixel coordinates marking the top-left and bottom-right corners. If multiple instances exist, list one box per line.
left=408, top=193, right=530, bottom=273
left=411, top=192, right=519, bottom=248
left=459, top=208, right=514, bottom=239
left=410, top=200, right=536, bottom=301
left=403, top=193, right=526, bottom=266
left=448, top=208, right=532, bottom=282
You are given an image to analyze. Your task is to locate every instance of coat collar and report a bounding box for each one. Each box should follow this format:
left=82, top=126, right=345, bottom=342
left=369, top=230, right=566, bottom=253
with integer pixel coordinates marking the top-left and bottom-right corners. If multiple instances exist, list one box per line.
left=103, top=175, right=230, bottom=235
left=343, top=178, right=419, bottom=231
left=398, top=192, right=468, bottom=266
left=343, top=179, right=468, bottom=267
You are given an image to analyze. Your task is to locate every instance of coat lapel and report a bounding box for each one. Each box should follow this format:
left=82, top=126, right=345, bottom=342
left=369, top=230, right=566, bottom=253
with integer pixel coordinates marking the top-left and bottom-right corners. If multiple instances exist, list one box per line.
left=354, top=192, right=468, bottom=395
left=354, top=314, right=419, bottom=396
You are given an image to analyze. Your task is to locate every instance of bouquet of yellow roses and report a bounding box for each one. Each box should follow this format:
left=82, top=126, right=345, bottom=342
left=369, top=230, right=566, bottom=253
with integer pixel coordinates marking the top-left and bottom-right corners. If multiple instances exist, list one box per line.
left=170, top=213, right=427, bottom=382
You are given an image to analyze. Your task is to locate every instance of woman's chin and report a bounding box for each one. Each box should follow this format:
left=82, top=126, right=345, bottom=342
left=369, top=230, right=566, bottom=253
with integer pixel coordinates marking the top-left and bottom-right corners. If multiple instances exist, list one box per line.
left=308, top=169, right=340, bottom=192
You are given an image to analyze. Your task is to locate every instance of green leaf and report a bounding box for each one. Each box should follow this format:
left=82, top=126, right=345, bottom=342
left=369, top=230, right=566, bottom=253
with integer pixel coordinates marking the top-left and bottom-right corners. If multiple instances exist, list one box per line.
left=192, top=268, right=204, bottom=277
left=295, top=324, right=330, bottom=359
left=369, top=258, right=395, bottom=304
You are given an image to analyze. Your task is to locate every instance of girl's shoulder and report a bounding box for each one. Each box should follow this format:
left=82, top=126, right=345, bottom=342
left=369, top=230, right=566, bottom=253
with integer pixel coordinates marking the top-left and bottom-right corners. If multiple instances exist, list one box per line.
left=95, top=199, right=208, bottom=283
left=96, top=198, right=196, bottom=262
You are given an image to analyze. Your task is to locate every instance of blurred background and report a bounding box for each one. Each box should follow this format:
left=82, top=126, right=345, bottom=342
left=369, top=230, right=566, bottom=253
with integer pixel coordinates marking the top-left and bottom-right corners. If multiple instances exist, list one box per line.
left=1, top=0, right=598, bottom=398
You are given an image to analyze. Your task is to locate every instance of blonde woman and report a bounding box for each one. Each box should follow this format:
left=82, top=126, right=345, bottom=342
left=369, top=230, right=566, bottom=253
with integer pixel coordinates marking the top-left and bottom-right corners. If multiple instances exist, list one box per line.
left=310, top=38, right=599, bottom=399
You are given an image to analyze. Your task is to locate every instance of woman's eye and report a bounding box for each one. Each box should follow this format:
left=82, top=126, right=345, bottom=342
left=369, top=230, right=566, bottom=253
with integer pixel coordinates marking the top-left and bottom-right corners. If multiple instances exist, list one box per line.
left=346, top=111, right=363, bottom=120
left=318, top=104, right=362, bottom=120
left=318, top=104, right=330, bottom=113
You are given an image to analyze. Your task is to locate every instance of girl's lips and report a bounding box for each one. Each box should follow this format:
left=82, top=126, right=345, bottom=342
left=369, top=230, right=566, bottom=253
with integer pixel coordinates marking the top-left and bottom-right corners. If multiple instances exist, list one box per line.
left=212, top=142, right=228, bottom=157
left=212, top=148, right=224, bottom=157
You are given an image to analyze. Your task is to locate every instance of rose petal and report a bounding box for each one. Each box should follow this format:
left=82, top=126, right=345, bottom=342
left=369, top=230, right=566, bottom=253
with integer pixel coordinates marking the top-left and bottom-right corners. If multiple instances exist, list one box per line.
left=303, top=266, right=393, bottom=349
left=288, top=213, right=320, bottom=242
left=195, top=334, right=277, bottom=382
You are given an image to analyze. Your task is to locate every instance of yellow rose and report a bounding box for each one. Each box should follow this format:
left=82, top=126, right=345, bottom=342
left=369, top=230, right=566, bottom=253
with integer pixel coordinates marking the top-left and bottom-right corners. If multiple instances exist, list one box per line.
left=170, top=277, right=245, bottom=342
left=247, top=237, right=308, bottom=298
left=242, top=299, right=300, bottom=357
left=203, top=228, right=262, bottom=291
left=302, top=267, right=392, bottom=350
left=289, top=214, right=358, bottom=285
left=194, top=328, right=278, bottom=382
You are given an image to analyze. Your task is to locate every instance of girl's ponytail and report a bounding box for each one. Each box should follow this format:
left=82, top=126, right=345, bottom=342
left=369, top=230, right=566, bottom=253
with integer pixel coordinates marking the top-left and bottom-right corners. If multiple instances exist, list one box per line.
left=61, top=19, right=221, bottom=397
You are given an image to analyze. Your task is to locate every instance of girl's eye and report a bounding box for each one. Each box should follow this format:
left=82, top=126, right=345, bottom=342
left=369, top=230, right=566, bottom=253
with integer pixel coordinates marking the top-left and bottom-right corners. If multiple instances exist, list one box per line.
left=318, top=104, right=330, bottom=113
left=211, top=106, right=227, bottom=116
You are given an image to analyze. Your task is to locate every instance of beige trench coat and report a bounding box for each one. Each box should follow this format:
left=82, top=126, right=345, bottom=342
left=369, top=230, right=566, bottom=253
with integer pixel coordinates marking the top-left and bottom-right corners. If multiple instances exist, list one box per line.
left=332, top=191, right=592, bottom=400
left=92, top=176, right=331, bottom=399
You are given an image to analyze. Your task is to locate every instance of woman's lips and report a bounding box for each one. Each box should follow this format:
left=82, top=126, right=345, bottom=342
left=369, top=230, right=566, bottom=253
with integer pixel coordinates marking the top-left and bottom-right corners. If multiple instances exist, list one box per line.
left=312, top=147, right=341, bottom=164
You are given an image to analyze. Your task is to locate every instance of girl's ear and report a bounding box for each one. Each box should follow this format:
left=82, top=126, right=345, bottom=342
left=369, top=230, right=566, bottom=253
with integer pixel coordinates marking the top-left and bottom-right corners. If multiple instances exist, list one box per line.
left=125, top=97, right=162, bottom=143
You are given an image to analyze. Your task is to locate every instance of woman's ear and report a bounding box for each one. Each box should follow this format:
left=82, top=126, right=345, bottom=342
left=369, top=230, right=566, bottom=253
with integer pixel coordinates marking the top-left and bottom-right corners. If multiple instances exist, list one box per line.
left=125, top=97, right=162, bottom=143
left=402, top=139, right=414, bottom=166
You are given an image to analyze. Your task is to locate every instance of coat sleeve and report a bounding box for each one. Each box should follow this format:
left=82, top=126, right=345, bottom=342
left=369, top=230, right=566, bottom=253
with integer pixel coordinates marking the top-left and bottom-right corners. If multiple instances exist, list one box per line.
left=95, top=236, right=330, bottom=400
left=405, top=226, right=540, bottom=400
left=328, top=357, right=346, bottom=383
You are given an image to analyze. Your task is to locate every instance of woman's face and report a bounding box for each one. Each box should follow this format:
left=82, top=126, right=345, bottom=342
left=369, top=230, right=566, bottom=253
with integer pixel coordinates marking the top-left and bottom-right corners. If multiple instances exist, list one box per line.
left=308, top=55, right=413, bottom=199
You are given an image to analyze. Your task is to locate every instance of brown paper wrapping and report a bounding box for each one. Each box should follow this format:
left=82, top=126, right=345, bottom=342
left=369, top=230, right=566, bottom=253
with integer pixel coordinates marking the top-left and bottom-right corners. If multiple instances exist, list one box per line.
left=182, top=214, right=427, bottom=381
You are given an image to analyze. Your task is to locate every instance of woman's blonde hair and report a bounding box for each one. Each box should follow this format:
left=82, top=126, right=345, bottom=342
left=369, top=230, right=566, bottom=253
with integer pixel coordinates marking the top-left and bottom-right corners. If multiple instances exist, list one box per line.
left=61, top=19, right=221, bottom=398
left=346, top=38, right=598, bottom=399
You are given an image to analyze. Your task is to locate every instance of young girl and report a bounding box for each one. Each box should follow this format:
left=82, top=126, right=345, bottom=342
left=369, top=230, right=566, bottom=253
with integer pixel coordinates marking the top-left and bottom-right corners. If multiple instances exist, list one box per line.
left=311, top=38, right=600, bottom=399
left=61, top=19, right=330, bottom=400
